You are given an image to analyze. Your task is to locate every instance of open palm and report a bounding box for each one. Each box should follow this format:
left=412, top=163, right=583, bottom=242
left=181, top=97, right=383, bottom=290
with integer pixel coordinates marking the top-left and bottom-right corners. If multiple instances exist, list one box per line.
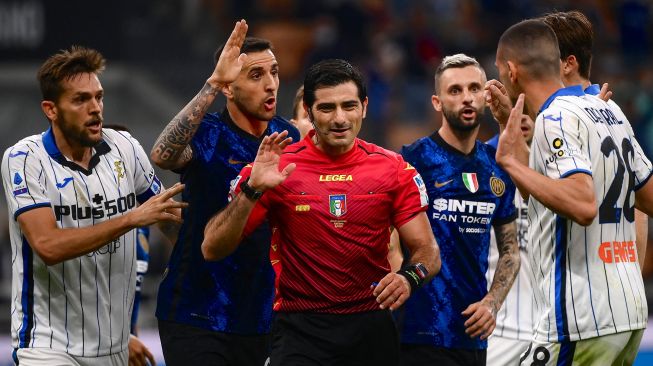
left=209, top=19, right=249, bottom=87
left=249, top=131, right=296, bottom=192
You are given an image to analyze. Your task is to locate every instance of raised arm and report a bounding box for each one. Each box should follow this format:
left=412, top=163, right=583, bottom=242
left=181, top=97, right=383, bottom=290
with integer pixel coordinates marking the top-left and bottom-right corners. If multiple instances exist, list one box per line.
left=201, top=131, right=295, bottom=260
left=463, top=220, right=519, bottom=340
left=18, top=184, right=186, bottom=266
left=496, top=94, right=597, bottom=226
left=150, top=20, right=250, bottom=170
left=372, top=213, right=440, bottom=311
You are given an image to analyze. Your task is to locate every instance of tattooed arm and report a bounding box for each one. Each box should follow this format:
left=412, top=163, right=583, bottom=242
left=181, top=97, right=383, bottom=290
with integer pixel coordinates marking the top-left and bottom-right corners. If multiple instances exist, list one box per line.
left=150, top=20, right=251, bottom=170
left=462, top=220, right=519, bottom=340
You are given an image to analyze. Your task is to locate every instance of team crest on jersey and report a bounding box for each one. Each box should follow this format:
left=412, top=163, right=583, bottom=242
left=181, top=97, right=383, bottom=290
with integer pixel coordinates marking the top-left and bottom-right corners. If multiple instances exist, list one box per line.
left=329, top=194, right=347, bottom=217
left=489, top=176, right=505, bottom=197
left=12, top=172, right=27, bottom=196
left=114, top=160, right=125, bottom=179
left=461, top=173, right=479, bottom=193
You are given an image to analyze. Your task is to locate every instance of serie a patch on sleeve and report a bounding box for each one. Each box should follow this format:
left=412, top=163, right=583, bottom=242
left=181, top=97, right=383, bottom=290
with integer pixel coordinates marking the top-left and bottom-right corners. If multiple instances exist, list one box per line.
left=413, top=174, right=428, bottom=207
left=12, top=171, right=28, bottom=196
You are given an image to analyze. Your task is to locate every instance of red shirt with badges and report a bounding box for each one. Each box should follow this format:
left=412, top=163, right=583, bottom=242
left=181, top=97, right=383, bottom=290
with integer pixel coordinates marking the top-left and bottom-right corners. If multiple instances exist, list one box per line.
left=231, top=131, right=428, bottom=313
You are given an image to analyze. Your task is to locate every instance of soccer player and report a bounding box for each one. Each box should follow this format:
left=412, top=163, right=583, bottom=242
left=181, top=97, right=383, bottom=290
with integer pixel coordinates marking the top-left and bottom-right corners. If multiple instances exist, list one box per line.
left=485, top=107, right=536, bottom=365
left=150, top=20, right=299, bottom=366
left=494, top=19, right=652, bottom=365
left=540, top=10, right=650, bottom=268
left=399, top=54, right=520, bottom=366
left=290, top=85, right=313, bottom=139
left=1, top=46, right=185, bottom=366
left=201, top=58, right=441, bottom=366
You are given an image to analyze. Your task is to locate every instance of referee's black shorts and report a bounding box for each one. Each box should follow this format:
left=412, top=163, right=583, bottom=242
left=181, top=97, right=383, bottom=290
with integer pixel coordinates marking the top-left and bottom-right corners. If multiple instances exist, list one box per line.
left=158, top=319, right=270, bottom=366
left=270, top=309, right=399, bottom=366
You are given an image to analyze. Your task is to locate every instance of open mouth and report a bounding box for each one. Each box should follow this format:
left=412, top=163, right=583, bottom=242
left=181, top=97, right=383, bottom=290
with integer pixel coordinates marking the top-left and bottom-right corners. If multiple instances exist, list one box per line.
left=86, top=119, right=102, bottom=132
left=263, top=97, right=276, bottom=111
left=461, top=107, right=476, bottom=120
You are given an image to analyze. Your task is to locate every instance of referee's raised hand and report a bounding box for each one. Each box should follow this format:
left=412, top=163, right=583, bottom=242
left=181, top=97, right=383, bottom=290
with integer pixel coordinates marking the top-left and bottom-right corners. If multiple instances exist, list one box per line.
left=129, top=183, right=187, bottom=227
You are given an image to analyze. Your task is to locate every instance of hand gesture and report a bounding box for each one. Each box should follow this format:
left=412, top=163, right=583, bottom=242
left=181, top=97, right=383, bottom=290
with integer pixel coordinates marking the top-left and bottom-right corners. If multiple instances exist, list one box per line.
left=372, top=272, right=411, bottom=311
left=129, top=183, right=187, bottom=227
left=462, top=297, right=498, bottom=340
left=248, top=131, right=296, bottom=192
left=484, top=79, right=512, bottom=126
left=208, top=19, right=249, bottom=88
left=599, top=82, right=613, bottom=102
left=496, top=94, right=529, bottom=169
left=128, top=335, right=155, bottom=366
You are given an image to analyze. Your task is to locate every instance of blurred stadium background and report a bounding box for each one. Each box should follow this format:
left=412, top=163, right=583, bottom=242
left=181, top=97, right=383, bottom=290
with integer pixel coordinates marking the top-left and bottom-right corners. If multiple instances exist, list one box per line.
left=1, top=0, right=653, bottom=364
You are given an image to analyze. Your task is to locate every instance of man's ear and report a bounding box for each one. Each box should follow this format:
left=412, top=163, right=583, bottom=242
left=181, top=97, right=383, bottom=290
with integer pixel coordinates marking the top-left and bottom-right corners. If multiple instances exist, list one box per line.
left=431, top=94, right=442, bottom=112
left=361, top=97, right=368, bottom=118
left=506, top=61, right=519, bottom=84
left=221, top=84, right=233, bottom=99
left=561, top=55, right=577, bottom=77
left=41, top=100, right=57, bottom=122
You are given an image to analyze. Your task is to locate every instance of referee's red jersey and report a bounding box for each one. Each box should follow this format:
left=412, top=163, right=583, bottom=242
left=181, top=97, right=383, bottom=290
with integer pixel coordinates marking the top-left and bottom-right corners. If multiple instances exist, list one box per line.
left=231, top=131, right=428, bottom=313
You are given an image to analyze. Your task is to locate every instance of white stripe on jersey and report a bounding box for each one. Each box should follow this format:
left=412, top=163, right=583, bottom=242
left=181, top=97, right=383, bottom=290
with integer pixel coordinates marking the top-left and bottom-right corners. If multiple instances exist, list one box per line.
left=1, top=129, right=161, bottom=357
left=487, top=189, right=535, bottom=341
left=528, top=94, right=650, bottom=343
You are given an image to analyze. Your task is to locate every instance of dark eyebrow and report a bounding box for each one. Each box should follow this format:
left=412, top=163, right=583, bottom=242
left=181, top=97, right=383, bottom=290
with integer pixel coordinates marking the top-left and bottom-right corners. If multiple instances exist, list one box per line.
left=316, top=102, right=336, bottom=109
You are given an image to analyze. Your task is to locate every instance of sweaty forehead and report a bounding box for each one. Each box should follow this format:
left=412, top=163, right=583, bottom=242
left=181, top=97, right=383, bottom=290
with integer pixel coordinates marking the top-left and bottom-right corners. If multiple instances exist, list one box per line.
left=241, top=49, right=277, bottom=71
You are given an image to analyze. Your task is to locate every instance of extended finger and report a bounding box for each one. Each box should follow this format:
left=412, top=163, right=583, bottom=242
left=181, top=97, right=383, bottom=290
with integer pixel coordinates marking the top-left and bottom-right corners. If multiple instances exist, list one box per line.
left=156, top=183, right=185, bottom=201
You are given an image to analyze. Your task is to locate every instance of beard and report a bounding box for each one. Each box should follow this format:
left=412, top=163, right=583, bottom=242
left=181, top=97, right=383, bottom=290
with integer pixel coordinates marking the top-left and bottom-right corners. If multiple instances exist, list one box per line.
left=58, top=115, right=103, bottom=147
left=232, top=89, right=276, bottom=122
left=442, top=106, right=481, bottom=132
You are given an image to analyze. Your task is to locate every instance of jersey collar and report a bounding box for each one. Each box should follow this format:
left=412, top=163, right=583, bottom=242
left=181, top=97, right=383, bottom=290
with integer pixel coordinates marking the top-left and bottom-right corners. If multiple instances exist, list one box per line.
left=584, top=84, right=601, bottom=96
left=42, top=127, right=111, bottom=175
left=538, top=85, right=585, bottom=115
left=430, top=130, right=477, bottom=157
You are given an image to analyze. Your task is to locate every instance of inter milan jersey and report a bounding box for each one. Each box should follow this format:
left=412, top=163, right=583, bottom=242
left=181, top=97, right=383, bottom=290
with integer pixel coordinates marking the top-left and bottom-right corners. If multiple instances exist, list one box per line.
left=2, top=128, right=162, bottom=356
left=156, top=110, right=299, bottom=334
left=230, top=131, right=428, bottom=313
left=400, top=132, right=516, bottom=350
left=527, top=86, right=650, bottom=343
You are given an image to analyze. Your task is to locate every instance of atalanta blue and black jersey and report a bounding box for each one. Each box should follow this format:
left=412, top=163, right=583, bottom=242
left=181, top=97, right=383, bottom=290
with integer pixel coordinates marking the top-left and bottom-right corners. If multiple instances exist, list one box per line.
left=156, top=109, right=299, bottom=334
left=400, top=132, right=517, bottom=350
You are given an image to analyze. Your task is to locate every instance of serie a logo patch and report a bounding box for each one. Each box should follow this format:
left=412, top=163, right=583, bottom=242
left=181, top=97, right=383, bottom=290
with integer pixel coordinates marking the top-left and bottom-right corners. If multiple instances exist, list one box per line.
left=490, top=176, right=506, bottom=197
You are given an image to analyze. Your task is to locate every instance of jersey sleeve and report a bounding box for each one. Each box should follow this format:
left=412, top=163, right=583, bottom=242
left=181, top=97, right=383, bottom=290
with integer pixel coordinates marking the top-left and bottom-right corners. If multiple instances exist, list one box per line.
left=120, top=132, right=164, bottom=204
left=492, top=174, right=517, bottom=225
left=2, top=144, right=51, bottom=220
left=391, top=157, right=429, bottom=228
left=534, top=109, right=592, bottom=179
left=228, top=164, right=269, bottom=237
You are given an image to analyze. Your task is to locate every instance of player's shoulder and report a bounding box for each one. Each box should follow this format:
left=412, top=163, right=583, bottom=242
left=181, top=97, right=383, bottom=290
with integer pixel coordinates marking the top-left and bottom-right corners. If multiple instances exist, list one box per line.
left=400, top=136, right=434, bottom=164
left=3, top=134, right=44, bottom=162
left=269, top=116, right=300, bottom=140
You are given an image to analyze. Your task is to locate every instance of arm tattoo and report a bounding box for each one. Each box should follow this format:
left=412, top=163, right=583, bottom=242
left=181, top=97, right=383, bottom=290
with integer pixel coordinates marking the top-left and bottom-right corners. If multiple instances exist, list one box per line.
left=152, top=82, right=220, bottom=166
left=487, top=221, right=520, bottom=313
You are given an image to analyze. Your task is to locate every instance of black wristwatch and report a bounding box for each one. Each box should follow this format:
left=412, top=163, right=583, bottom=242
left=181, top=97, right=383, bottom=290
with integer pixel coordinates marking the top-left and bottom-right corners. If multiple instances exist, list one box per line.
left=240, top=178, right=264, bottom=200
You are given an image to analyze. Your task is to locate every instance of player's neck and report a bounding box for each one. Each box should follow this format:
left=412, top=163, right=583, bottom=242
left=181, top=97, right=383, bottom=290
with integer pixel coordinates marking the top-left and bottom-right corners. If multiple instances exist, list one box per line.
left=563, top=74, right=591, bottom=90
left=438, top=123, right=477, bottom=155
left=523, top=79, right=566, bottom=115
left=227, top=103, right=269, bottom=137
left=52, top=126, right=93, bottom=168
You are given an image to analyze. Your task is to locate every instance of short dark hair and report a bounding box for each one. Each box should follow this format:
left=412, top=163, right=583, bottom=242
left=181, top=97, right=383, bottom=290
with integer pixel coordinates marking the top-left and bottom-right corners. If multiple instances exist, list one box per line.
left=213, top=37, right=273, bottom=64
left=434, top=53, right=485, bottom=94
left=37, top=45, right=106, bottom=101
left=498, top=19, right=560, bottom=81
left=303, top=59, right=367, bottom=108
left=540, top=11, right=593, bottom=79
